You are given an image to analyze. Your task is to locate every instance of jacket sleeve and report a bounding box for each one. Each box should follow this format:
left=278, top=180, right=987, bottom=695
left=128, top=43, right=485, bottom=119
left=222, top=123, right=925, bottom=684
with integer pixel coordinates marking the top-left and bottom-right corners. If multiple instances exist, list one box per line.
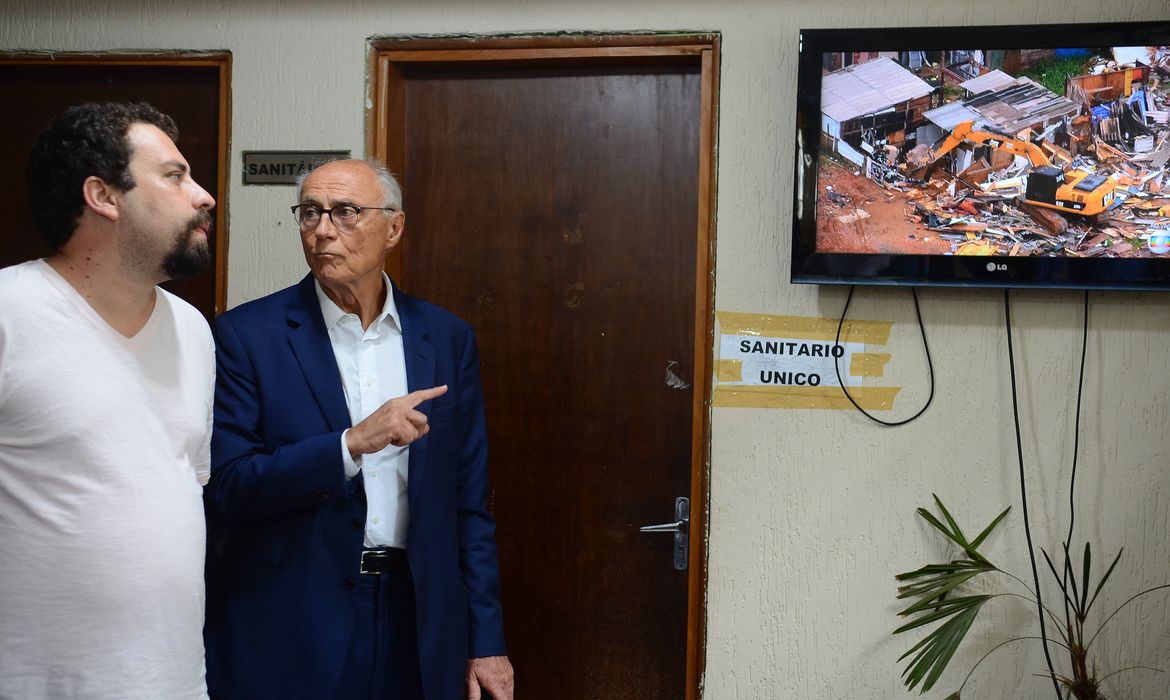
left=455, top=325, right=508, bottom=658
left=207, top=311, right=350, bottom=527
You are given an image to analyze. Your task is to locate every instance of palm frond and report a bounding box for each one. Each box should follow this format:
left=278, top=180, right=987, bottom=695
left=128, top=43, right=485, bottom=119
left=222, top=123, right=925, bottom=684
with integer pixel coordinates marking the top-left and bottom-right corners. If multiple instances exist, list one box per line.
left=1064, top=544, right=1083, bottom=620
left=896, top=561, right=990, bottom=607
left=1079, top=542, right=1092, bottom=616
left=898, top=597, right=989, bottom=692
left=894, top=497, right=1008, bottom=694
left=1086, top=548, right=1124, bottom=617
left=1041, top=548, right=1078, bottom=615
left=970, top=506, right=1011, bottom=550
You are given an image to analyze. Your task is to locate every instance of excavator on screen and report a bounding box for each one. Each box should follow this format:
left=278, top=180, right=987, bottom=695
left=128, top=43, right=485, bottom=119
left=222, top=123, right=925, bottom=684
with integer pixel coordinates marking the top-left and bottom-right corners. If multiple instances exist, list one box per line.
left=928, top=120, right=1118, bottom=217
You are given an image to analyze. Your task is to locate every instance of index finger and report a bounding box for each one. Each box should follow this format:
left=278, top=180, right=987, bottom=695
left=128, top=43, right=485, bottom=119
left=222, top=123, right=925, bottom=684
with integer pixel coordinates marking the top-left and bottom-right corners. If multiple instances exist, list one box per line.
left=403, top=384, right=448, bottom=407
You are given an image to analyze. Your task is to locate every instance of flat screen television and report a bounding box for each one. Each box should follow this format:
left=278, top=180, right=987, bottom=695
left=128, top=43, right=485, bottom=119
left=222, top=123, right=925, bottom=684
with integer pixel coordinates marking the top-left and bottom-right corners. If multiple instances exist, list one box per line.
left=792, top=21, right=1170, bottom=290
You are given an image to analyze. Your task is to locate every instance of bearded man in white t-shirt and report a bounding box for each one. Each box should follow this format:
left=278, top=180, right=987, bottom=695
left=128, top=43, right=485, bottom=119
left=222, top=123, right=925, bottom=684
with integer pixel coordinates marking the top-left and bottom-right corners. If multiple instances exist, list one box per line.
left=0, top=102, right=217, bottom=700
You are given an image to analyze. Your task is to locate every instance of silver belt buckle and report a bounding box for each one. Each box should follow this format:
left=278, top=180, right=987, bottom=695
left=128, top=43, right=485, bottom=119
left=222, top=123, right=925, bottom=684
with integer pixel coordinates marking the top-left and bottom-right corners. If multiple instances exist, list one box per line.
left=359, top=550, right=376, bottom=575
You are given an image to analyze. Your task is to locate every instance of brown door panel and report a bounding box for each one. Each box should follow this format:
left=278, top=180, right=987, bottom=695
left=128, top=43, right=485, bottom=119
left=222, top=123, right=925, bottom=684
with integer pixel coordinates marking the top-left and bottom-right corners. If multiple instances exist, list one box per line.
left=393, top=59, right=700, bottom=698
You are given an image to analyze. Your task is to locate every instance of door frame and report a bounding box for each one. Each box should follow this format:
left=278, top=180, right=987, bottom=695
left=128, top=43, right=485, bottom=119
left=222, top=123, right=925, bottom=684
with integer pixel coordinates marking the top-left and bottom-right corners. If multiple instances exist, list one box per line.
left=0, top=51, right=233, bottom=314
left=366, top=33, right=718, bottom=698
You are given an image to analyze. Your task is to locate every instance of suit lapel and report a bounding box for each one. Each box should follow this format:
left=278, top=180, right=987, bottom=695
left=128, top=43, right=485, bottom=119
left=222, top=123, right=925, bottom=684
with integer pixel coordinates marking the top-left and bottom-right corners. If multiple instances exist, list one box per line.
left=396, top=285, right=435, bottom=504
left=287, top=275, right=351, bottom=432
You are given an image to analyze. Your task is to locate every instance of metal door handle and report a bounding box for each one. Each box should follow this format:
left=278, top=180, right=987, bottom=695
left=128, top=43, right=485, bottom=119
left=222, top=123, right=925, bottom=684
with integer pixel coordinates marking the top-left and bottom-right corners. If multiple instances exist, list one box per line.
left=640, top=520, right=687, bottom=534
left=639, top=497, right=689, bottom=570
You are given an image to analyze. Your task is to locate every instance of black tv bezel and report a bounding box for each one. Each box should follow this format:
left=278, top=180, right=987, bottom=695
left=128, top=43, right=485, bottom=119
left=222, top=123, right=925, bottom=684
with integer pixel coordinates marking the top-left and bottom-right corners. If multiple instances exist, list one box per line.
left=792, top=21, right=1170, bottom=291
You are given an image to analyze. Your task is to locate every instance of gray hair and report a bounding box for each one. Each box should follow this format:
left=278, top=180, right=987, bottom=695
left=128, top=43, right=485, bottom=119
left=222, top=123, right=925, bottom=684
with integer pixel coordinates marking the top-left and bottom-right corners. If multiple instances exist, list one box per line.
left=294, top=158, right=403, bottom=210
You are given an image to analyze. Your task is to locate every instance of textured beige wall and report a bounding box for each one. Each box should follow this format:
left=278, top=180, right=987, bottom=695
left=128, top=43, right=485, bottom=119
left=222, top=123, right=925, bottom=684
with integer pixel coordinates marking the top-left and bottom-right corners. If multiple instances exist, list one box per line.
left=4, top=1, right=1170, bottom=697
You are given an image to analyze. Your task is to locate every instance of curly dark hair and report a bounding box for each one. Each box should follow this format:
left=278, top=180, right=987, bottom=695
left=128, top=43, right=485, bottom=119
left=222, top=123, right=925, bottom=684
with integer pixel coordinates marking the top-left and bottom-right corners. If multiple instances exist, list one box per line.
left=25, top=102, right=179, bottom=251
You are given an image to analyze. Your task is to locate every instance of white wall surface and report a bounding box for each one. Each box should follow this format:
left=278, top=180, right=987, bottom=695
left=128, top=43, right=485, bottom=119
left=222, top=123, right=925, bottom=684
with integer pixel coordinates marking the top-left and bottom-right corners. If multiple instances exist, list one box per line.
left=4, top=1, right=1170, bottom=697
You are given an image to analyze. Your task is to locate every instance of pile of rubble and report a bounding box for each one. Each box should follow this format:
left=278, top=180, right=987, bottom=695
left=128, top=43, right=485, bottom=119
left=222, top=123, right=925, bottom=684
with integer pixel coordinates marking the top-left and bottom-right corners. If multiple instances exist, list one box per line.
left=878, top=49, right=1170, bottom=257
left=902, top=141, right=1170, bottom=257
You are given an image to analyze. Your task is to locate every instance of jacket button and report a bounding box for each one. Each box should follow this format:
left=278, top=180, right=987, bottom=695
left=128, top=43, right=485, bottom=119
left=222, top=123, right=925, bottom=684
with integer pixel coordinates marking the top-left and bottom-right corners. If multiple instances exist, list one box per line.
left=343, top=578, right=356, bottom=590
left=350, top=518, right=362, bottom=530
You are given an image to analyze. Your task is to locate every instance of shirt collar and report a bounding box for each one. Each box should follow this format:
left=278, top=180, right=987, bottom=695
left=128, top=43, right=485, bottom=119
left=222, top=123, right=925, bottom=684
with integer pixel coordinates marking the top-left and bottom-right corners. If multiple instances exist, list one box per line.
left=314, top=272, right=401, bottom=332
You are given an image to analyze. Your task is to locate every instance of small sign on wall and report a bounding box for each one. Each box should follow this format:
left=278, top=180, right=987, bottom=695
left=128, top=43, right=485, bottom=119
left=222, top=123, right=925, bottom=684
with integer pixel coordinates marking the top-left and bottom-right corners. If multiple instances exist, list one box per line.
left=242, top=151, right=350, bottom=185
left=713, top=311, right=900, bottom=410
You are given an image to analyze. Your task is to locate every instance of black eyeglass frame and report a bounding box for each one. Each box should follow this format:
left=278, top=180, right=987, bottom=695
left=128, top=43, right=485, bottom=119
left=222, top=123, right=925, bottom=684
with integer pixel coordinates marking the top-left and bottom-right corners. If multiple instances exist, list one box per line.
left=290, top=204, right=399, bottom=231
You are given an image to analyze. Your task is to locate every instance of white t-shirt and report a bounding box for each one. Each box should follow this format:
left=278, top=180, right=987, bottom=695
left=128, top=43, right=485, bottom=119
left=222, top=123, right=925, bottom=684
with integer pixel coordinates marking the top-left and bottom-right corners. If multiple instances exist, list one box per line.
left=0, top=259, right=213, bottom=700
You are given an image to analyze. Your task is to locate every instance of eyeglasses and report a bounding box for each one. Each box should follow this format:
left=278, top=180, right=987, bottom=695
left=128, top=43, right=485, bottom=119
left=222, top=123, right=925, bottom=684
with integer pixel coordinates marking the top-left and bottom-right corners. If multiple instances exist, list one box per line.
left=291, top=204, right=397, bottom=232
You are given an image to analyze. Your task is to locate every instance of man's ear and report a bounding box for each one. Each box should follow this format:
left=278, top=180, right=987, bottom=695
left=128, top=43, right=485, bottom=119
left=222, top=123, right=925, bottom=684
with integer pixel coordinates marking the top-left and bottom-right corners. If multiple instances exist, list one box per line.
left=81, top=176, right=120, bottom=222
left=384, top=210, right=406, bottom=252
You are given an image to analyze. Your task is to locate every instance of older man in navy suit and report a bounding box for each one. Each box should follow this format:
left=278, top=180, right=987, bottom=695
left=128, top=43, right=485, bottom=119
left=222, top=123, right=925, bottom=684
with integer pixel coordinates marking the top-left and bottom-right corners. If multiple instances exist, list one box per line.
left=204, top=159, right=513, bottom=700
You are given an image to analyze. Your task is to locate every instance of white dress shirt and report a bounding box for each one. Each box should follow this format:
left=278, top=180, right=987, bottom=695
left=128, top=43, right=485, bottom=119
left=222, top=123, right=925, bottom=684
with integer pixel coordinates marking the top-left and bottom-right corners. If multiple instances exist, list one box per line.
left=315, top=274, right=410, bottom=548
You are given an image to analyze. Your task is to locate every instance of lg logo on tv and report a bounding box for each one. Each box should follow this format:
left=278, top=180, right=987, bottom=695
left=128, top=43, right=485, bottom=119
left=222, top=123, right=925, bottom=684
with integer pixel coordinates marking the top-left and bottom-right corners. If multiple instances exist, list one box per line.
left=986, top=262, right=1007, bottom=272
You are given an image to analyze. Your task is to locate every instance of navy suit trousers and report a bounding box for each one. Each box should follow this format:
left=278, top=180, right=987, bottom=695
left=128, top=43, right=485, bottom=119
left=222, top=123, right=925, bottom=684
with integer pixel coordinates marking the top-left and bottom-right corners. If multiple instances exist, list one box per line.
left=333, top=558, right=424, bottom=700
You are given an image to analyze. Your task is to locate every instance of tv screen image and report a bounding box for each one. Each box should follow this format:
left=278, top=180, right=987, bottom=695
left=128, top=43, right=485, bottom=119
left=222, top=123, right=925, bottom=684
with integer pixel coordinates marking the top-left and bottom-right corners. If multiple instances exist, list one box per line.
left=793, top=22, right=1170, bottom=289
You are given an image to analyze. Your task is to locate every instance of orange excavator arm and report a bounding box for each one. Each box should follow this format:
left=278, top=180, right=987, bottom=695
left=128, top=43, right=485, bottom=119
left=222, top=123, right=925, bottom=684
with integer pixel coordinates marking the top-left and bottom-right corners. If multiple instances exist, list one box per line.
left=926, top=120, right=1116, bottom=217
left=929, top=120, right=1051, bottom=168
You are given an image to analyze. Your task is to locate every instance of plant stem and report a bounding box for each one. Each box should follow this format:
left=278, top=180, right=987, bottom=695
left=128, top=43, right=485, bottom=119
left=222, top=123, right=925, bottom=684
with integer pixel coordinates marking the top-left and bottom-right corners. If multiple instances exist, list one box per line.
left=1086, top=584, right=1170, bottom=651
left=991, top=592, right=1071, bottom=646
left=958, top=636, right=1063, bottom=696
left=1097, top=665, right=1165, bottom=685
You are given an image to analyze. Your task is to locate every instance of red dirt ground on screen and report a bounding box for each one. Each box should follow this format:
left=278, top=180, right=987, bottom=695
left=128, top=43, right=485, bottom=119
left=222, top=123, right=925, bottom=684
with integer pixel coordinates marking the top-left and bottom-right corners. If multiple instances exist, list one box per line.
left=815, top=158, right=950, bottom=255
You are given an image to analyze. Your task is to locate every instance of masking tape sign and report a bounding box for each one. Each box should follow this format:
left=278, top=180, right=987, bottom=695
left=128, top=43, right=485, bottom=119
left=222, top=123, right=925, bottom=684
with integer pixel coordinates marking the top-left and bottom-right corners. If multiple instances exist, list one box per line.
left=714, top=311, right=900, bottom=410
left=720, top=335, right=864, bottom=387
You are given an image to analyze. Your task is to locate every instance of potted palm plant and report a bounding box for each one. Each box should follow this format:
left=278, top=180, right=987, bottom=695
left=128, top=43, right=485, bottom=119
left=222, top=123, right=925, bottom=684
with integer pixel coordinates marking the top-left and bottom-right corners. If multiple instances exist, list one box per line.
left=893, top=495, right=1168, bottom=699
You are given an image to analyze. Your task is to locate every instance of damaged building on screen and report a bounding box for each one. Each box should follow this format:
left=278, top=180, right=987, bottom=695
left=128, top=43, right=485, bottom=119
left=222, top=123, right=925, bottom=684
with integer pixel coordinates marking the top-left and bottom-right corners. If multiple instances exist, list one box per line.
left=818, top=46, right=1170, bottom=258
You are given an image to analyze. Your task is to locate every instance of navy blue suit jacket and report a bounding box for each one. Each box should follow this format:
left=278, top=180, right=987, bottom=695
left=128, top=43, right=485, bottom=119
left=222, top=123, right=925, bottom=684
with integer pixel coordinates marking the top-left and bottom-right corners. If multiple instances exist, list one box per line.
left=204, top=275, right=505, bottom=700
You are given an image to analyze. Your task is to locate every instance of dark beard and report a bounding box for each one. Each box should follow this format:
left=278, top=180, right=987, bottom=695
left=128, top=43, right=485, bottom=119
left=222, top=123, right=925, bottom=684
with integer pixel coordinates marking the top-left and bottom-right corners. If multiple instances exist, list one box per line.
left=163, top=211, right=213, bottom=280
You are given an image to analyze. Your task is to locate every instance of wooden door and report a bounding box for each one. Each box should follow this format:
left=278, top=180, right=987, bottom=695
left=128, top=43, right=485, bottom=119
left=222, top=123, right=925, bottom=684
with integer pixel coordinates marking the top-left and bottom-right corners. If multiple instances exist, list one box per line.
left=371, top=36, right=717, bottom=699
left=0, top=56, right=231, bottom=319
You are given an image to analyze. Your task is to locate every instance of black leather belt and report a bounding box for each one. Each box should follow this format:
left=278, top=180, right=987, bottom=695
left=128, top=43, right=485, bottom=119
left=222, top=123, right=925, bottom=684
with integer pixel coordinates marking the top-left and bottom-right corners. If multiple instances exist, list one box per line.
left=359, top=547, right=407, bottom=575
